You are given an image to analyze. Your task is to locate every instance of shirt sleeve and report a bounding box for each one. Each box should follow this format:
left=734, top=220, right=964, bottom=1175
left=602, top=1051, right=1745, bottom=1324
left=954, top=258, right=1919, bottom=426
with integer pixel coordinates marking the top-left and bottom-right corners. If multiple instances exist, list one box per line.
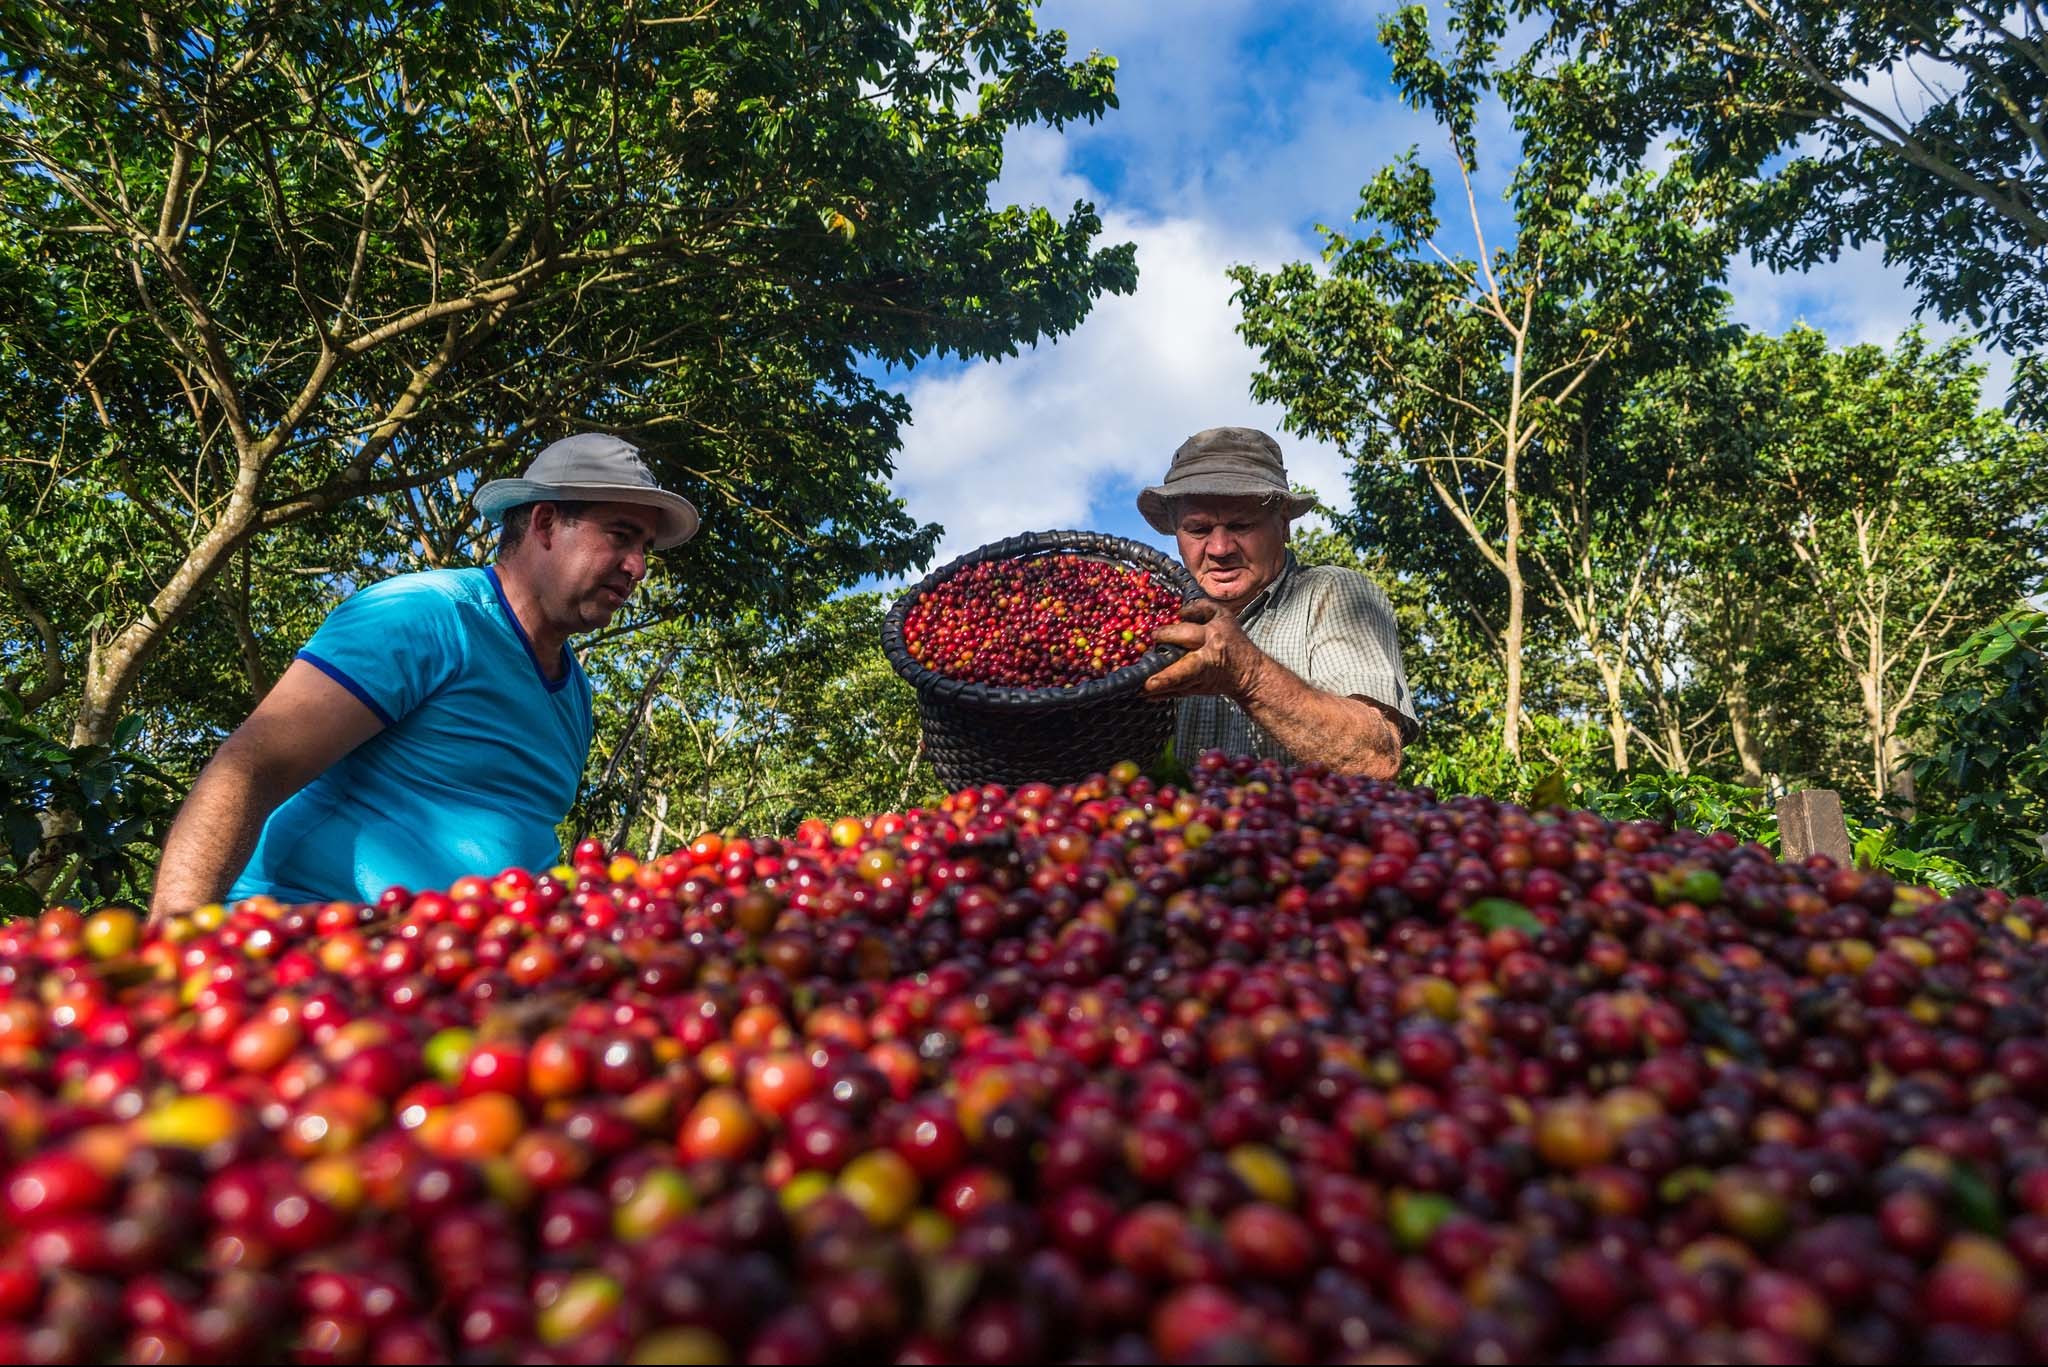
left=1303, top=570, right=1421, bottom=743
left=295, top=577, right=467, bottom=728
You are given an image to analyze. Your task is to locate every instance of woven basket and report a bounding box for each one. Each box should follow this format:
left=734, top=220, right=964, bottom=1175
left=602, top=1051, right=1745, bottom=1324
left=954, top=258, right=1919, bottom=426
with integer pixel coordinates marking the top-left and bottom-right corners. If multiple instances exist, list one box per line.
left=881, top=530, right=1201, bottom=790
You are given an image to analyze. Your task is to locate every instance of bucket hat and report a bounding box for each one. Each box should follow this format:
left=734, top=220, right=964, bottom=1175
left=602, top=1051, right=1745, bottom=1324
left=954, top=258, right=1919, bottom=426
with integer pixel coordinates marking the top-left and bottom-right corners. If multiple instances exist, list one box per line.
left=474, top=434, right=699, bottom=550
left=1137, top=427, right=1317, bottom=535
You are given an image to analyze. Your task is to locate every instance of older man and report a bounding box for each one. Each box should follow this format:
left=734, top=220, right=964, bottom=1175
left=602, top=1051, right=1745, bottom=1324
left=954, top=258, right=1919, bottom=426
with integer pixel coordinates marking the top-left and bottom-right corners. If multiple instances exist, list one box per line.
left=1140, top=427, right=1417, bottom=777
left=150, top=435, right=698, bottom=916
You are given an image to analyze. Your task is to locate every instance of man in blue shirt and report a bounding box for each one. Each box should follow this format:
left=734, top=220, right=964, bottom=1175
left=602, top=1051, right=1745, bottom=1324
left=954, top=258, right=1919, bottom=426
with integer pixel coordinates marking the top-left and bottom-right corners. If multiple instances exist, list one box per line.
left=149, top=435, right=698, bottom=916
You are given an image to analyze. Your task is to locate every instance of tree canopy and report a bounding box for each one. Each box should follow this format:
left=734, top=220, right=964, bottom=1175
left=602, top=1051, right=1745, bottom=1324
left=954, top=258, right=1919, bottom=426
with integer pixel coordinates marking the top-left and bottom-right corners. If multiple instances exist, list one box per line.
left=1529, top=0, right=2048, bottom=352
left=1233, top=0, right=1732, bottom=761
left=0, top=0, right=1137, bottom=749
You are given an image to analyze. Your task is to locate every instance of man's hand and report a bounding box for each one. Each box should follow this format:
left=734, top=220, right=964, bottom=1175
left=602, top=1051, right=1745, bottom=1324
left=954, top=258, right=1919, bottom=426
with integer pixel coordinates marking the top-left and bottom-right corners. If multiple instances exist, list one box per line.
left=1143, top=599, right=1270, bottom=701
left=1144, top=597, right=1405, bottom=779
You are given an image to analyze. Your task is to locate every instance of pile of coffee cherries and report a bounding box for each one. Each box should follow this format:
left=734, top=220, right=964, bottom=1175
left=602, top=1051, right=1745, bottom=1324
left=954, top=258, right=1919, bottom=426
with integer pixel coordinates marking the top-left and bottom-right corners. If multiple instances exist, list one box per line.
left=4, top=752, right=2048, bottom=1364
left=900, top=553, right=1185, bottom=687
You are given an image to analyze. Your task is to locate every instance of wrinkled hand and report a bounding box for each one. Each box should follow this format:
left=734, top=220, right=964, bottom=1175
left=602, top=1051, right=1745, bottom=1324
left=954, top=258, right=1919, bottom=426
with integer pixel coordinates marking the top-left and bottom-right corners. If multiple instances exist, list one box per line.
left=1142, top=599, right=1267, bottom=700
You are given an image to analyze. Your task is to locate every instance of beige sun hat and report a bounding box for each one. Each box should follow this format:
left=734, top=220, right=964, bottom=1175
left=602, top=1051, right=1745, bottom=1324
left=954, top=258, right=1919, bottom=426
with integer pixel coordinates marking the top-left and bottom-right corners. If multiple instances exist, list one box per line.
left=474, top=434, right=700, bottom=550
left=1137, top=427, right=1318, bottom=535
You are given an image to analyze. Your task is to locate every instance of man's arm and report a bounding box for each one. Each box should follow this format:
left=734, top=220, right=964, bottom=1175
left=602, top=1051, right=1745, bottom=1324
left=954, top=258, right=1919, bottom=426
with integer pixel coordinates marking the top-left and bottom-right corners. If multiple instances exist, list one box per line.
left=1145, top=600, right=1404, bottom=778
left=1235, top=656, right=1404, bottom=778
left=150, top=660, right=387, bottom=920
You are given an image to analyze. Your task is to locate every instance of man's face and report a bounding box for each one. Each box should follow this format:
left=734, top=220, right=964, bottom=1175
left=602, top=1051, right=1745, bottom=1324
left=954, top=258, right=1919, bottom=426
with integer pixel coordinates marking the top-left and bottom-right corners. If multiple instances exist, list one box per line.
left=532, top=501, right=661, bottom=630
left=1173, top=496, right=1290, bottom=610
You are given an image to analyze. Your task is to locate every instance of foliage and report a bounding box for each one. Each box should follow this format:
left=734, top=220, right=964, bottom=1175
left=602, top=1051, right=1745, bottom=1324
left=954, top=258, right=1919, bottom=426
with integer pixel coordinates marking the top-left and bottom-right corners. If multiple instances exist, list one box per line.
left=1245, top=0, right=2046, bottom=843
left=1234, top=0, right=1733, bottom=761
left=1404, top=715, right=1609, bottom=806
left=1362, top=319, right=2045, bottom=810
left=1726, top=329, right=2045, bottom=799
left=571, top=591, right=940, bottom=852
left=1601, top=355, right=1806, bottom=782
left=1908, top=608, right=2048, bottom=895
left=1529, top=0, right=2048, bottom=351
left=1581, top=772, right=1778, bottom=847
left=0, top=0, right=1137, bottom=749
left=1845, top=819, right=1979, bottom=896
left=1420, top=742, right=1983, bottom=891
left=0, top=697, right=181, bottom=917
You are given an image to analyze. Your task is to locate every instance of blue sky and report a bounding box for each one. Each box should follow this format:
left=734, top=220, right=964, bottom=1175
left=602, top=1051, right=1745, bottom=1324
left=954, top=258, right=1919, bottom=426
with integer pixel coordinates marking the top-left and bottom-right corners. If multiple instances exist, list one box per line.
left=881, top=0, right=2002, bottom=571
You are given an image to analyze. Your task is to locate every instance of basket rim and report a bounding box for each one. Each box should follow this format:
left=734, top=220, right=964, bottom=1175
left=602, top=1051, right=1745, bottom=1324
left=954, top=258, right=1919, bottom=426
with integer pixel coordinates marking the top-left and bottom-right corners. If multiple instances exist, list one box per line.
left=880, top=529, right=1202, bottom=712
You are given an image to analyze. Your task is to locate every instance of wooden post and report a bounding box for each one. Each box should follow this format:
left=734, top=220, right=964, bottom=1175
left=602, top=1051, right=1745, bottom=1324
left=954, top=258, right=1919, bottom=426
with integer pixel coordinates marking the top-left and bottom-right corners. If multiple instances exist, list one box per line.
left=1778, top=789, right=1854, bottom=866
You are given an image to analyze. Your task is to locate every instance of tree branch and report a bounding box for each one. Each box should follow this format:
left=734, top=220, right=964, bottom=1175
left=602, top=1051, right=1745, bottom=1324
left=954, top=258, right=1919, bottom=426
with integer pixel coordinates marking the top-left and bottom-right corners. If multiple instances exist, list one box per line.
left=1735, top=0, right=2048, bottom=248
left=0, top=538, right=66, bottom=711
left=229, top=542, right=272, bottom=703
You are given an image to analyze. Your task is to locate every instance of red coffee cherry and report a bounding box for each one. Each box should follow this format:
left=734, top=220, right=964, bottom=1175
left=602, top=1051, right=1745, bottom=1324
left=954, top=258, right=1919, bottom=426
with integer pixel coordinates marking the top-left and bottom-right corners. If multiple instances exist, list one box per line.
left=903, top=554, right=1182, bottom=687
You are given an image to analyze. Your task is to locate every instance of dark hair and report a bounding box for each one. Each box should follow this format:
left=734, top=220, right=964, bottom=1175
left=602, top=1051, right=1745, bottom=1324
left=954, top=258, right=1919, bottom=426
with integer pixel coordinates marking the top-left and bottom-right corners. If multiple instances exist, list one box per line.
left=496, top=500, right=594, bottom=558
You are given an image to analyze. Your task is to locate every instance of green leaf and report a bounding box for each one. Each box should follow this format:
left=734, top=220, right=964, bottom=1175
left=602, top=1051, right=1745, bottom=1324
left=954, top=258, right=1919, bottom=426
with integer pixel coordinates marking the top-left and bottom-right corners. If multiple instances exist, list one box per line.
left=1146, top=739, right=1193, bottom=789
left=1681, top=998, right=1765, bottom=1065
left=0, top=880, right=40, bottom=922
left=1389, top=1189, right=1460, bottom=1249
left=1, top=808, right=42, bottom=862
left=1527, top=767, right=1571, bottom=809
left=1946, top=1164, right=2004, bottom=1236
left=1462, top=898, right=1544, bottom=934
left=0, top=0, right=1125, bottom=886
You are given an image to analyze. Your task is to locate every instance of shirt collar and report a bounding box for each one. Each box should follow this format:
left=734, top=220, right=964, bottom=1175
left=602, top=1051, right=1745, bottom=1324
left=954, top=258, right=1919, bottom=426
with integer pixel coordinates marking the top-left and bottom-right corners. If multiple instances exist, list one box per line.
left=1233, top=551, right=1301, bottom=625
left=485, top=565, right=577, bottom=693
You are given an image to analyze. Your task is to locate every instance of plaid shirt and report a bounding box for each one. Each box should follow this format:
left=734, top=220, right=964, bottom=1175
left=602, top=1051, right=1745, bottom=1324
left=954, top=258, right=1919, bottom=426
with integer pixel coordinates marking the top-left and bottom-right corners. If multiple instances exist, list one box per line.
left=1175, top=553, right=1419, bottom=763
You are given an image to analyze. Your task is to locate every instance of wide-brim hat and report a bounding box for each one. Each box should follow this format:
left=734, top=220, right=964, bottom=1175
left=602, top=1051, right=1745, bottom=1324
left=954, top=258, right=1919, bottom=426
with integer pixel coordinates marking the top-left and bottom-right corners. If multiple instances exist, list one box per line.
left=1137, top=426, right=1318, bottom=535
left=474, top=433, right=700, bottom=550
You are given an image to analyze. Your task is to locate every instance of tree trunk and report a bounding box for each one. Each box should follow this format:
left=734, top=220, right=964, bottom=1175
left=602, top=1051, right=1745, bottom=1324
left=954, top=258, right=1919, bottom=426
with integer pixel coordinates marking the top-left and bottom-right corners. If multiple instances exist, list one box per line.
left=610, top=725, right=653, bottom=853
left=232, top=546, right=273, bottom=704
left=1725, top=673, right=1766, bottom=786
left=1859, top=670, right=1890, bottom=802
left=22, top=816, right=74, bottom=897
left=898, top=733, right=927, bottom=810
left=646, top=792, right=669, bottom=863
left=1598, top=658, right=1629, bottom=773
left=1502, top=501, right=1526, bottom=761
left=1885, top=734, right=1916, bottom=818
left=70, top=478, right=264, bottom=746
left=1661, top=716, right=1691, bottom=776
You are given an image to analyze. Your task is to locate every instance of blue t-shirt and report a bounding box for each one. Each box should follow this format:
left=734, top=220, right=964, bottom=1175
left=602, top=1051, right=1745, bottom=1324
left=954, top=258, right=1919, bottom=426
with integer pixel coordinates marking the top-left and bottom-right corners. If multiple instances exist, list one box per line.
left=230, top=567, right=594, bottom=906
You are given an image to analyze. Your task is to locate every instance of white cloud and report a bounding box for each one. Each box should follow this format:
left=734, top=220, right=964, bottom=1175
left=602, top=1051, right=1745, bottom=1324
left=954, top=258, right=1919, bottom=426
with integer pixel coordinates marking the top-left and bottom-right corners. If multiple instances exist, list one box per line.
left=1727, top=242, right=1922, bottom=343
left=890, top=202, right=1349, bottom=567
left=1027, top=0, right=1437, bottom=231
left=990, top=124, right=1097, bottom=215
